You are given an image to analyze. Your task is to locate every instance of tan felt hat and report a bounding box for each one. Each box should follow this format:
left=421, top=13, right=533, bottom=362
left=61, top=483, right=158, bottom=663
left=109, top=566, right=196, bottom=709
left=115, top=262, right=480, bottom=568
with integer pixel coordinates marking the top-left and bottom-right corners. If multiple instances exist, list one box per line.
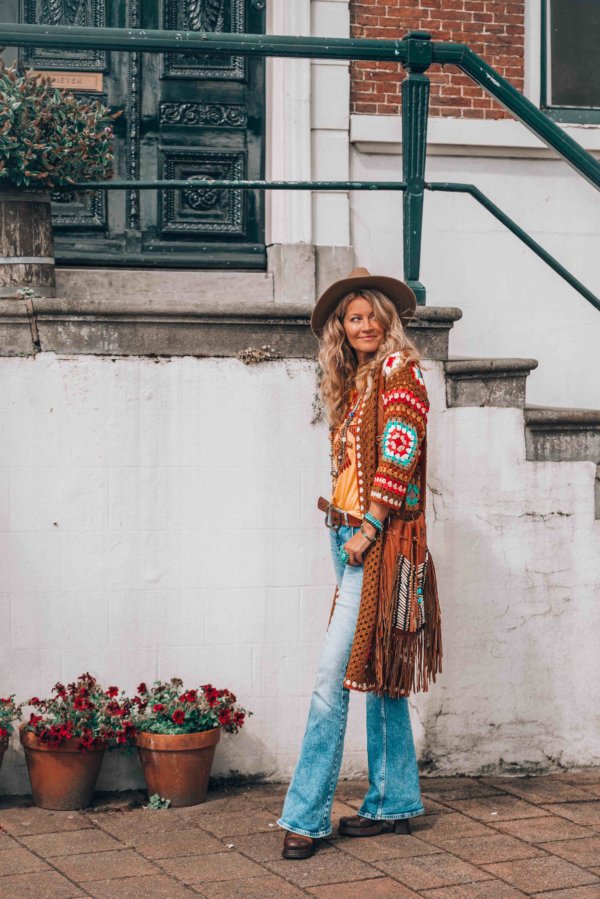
left=310, top=267, right=417, bottom=338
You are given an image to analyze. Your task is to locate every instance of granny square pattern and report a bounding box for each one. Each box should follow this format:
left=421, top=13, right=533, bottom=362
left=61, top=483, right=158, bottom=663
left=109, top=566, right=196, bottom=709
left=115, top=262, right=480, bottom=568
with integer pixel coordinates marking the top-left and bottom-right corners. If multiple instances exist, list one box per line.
left=382, top=419, right=418, bottom=467
left=383, top=351, right=403, bottom=379
left=410, top=361, right=426, bottom=386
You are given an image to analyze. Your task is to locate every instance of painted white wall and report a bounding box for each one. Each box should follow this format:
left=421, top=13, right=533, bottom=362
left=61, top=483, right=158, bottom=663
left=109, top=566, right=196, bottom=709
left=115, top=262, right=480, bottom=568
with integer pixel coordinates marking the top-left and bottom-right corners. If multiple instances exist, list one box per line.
left=350, top=135, right=600, bottom=409
left=1, top=353, right=598, bottom=794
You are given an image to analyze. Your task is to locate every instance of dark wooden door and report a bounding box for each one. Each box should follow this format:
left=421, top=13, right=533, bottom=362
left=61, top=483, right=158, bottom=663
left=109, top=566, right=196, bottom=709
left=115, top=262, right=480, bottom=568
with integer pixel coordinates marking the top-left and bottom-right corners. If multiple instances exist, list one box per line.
left=18, top=0, right=266, bottom=269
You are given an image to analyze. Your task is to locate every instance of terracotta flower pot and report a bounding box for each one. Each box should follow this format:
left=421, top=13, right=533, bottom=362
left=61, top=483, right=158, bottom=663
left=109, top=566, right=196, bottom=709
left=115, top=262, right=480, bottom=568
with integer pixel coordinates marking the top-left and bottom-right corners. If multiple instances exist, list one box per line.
left=19, top=726, right=106, bottom=810
left=136, top=727, right=221, bottom=808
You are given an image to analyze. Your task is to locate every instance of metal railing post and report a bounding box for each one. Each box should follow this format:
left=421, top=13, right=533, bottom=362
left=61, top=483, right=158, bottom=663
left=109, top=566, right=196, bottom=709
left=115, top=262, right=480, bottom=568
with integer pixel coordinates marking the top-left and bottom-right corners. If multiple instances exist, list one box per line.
left=402, top=31, right=432, bottom=305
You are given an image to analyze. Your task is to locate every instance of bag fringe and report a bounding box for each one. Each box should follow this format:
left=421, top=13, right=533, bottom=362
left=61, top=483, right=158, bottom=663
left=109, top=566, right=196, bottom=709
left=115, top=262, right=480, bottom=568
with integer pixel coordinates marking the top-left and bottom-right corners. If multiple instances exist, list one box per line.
left=374, top=544, right=443, bottom=698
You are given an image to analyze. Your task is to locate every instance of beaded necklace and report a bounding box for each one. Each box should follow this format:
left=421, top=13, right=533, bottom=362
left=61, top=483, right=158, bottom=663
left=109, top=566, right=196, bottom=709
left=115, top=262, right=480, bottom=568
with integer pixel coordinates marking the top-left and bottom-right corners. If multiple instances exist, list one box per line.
left=329, top=388, right=363, bottom=483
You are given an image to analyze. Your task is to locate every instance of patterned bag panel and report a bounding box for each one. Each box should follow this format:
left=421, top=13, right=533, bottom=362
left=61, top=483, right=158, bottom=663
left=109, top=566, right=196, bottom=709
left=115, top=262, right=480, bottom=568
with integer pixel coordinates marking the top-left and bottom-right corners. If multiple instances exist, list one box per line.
left=393, top=547, right=429, bottom=632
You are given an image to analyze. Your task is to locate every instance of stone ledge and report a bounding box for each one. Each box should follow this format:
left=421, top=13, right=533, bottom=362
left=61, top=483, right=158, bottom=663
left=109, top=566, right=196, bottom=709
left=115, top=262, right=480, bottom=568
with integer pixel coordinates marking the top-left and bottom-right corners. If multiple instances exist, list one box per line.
left=445, top=356, right=539, bottom=408
left=524, top=404, right=600, bottom=463
left=0, top=299, right=462, bottom=360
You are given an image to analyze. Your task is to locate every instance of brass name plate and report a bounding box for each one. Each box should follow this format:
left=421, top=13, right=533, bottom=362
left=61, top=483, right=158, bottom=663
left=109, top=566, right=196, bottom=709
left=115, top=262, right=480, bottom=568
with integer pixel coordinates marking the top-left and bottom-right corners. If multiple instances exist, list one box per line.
left=33, top=71, right=104, bottom=92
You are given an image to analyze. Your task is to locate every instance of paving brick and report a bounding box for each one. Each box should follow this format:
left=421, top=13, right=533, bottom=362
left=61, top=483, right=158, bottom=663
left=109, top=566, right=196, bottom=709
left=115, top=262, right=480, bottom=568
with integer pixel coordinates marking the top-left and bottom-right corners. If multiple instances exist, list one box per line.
left=266, top=850, right=382, bottom=887
left=85, top=874, right=197, bottom=898
left=308, top=877, right=420, bottom=897
left=160, top=850, right=265, bottom=885
left=198, top=875, right=309, bottom=898
left=0, top=846, right=50, bottom=875
left=51, top=848, right=160, bottom=883
left=443, top=795, right=551, bottom=822
left=422, top=882, right=527, bottom=898
left=375, top=852, right=493, bottom=889
left=176, top=807, right=278, bottom=837
left=492, top=815, right=593, bottom=843
left=542, top=802, right=600, bottom=826
left=0, top=831, right=18, bottom=850
left=20, top=828, right=123, bottom=857
left=131, top=827, right=226, bottom=859
left=0, top=871, right=85, bottom=898
left=528, top=887, right=600, bottom=898
left=539, top=835, right=600, bottom=868
left=410, top=811, right=497, bottom=845
left=483, top=855, right=600, bottom=892
left=0, top=806, right=92, bottom=836
left=90, top=808, right=190, bottom=840
left=331, top=831, right=443, bottom=862
left=422, top=777, right=507, bottom=801
left=436, top=832, right=544, bottom=864
left=481, top=777, right=591, bottom=805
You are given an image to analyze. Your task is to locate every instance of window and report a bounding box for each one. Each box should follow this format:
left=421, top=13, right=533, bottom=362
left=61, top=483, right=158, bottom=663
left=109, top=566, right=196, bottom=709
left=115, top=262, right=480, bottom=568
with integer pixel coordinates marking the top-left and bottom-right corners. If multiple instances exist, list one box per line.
left=541, top=0, right=600, bottom=123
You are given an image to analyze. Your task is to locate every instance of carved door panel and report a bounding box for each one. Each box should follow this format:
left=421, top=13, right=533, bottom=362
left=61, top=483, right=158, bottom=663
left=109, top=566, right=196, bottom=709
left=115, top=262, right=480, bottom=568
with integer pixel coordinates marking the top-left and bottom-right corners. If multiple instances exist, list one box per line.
left=18, top=0, right=266, bottom=269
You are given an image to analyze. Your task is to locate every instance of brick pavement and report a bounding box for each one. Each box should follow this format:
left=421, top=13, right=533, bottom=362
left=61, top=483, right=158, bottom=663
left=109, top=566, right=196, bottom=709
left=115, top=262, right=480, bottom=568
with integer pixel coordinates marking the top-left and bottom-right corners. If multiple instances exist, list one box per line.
left=1, top=772, right=600, bottom=898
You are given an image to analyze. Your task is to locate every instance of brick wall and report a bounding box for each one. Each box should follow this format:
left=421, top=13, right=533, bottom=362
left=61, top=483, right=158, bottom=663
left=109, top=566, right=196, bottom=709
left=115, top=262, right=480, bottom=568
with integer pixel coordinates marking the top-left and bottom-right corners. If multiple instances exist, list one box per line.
left=351, top=0, right=525, bottom=118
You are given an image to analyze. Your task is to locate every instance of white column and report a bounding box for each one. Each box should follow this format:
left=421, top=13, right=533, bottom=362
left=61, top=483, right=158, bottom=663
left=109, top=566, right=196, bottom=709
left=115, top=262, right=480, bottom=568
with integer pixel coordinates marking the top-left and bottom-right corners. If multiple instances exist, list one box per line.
left=266, top=0, right=312, bottom=246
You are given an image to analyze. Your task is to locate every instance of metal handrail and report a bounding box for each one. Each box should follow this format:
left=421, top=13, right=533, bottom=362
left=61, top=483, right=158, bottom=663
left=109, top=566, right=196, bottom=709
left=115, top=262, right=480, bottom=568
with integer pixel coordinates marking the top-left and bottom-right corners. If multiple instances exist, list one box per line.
left=0, top=22, right=598, bottom=311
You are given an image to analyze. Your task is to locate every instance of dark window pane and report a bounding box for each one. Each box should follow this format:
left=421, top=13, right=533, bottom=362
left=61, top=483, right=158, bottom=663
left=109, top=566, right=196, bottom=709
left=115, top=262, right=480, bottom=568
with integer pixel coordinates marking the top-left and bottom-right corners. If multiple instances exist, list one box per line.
left=548, top=0, right=600, bottom=108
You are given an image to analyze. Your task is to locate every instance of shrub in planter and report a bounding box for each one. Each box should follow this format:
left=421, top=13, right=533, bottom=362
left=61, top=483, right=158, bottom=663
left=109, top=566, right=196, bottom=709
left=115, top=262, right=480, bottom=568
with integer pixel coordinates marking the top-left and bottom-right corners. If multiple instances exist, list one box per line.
left=0, top=695, right=22, bottom=772
left=0, top=61, right=118, bottom=297
left=20, top=673, right=137, bottom=810
left=134, top=678, right=252, bottom=808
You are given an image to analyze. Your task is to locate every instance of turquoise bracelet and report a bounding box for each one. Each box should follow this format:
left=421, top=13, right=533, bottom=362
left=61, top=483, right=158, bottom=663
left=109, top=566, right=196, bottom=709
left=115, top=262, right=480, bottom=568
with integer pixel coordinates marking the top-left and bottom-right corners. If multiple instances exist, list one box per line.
left=364, top=511, right=383, bottom=532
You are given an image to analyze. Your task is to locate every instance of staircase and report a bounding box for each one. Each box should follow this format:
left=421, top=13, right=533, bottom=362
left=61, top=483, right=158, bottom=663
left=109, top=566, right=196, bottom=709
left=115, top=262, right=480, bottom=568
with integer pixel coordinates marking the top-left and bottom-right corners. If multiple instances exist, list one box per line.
left=409, top=306, right=600, bottom=773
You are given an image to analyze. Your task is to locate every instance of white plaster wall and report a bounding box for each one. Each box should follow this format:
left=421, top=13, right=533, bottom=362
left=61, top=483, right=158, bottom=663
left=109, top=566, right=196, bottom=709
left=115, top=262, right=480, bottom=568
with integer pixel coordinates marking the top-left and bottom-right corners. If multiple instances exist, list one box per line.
left=351, top=145, right=600, bottom=410
left=1, top=353, right=599, bottom=794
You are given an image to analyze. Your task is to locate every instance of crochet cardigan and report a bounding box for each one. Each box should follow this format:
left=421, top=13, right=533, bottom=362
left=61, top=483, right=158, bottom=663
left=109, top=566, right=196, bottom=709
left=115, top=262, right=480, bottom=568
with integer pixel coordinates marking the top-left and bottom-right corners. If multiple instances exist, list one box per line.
left=326, top=352, right=443, bottom=697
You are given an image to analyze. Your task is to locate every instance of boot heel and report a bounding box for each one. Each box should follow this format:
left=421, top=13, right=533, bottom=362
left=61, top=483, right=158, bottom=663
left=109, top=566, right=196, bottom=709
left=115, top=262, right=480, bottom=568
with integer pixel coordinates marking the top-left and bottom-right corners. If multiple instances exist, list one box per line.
left=394, top=818, right=411, bottom=835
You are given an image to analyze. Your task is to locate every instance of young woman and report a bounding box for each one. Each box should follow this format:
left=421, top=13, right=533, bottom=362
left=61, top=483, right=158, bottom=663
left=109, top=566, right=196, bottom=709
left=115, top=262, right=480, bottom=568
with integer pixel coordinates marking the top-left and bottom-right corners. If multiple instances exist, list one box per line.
left=277, top=267, right=443, bottom=860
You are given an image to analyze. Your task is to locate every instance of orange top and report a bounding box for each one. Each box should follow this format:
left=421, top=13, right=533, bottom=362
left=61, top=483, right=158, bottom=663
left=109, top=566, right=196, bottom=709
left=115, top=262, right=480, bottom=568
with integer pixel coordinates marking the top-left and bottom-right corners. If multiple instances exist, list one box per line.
left=330, top=392, right=364, bottom=519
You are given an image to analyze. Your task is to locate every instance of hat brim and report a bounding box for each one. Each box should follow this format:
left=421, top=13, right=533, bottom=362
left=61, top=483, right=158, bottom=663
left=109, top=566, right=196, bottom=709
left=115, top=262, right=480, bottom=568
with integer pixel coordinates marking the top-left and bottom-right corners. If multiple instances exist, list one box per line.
left=311, top=275, right=417, bottom=338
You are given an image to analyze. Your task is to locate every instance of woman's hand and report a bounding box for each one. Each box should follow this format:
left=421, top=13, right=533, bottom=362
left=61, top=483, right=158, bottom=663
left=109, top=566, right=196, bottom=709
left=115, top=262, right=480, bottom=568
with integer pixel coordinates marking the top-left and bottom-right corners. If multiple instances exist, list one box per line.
left=343, top=525, right=376, bottom=566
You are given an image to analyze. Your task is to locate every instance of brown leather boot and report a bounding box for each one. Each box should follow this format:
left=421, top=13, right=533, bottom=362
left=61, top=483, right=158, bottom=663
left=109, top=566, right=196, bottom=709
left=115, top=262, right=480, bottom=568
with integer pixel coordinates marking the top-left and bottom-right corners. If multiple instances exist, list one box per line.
left=282, top=830, right=316, bottom=859
left=338, top=814, right=411, bottom=837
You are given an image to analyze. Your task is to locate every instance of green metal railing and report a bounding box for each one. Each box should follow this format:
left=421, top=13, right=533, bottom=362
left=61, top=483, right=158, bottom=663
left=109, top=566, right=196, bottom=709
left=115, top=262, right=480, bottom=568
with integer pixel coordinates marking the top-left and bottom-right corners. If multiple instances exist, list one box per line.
left=1, top=22, right=598, bottom=311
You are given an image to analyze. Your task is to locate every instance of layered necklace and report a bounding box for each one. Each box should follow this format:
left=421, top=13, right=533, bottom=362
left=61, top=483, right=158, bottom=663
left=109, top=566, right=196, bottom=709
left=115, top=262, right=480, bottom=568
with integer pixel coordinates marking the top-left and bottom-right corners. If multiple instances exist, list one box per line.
left=330, top=386, right=364, bottom=484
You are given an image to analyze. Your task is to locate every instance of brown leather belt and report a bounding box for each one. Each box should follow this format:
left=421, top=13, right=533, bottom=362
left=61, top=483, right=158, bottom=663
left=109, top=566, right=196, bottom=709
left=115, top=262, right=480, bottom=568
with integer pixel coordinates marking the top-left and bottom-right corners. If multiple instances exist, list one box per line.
left=317, top=496, right=363, bottom=529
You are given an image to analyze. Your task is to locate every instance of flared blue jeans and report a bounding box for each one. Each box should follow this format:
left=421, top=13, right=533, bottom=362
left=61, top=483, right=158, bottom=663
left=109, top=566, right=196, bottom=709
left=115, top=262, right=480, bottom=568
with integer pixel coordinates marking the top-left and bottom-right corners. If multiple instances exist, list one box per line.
left=277, top=524, right=425, bottom=838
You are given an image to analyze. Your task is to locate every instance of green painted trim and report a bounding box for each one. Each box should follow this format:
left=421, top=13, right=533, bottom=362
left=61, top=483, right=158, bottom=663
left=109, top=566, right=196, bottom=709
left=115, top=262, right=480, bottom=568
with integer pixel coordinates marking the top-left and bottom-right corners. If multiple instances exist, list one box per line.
left=426, top=182, right=600, bottom=314
left=70, top=180, right=408, bottom=190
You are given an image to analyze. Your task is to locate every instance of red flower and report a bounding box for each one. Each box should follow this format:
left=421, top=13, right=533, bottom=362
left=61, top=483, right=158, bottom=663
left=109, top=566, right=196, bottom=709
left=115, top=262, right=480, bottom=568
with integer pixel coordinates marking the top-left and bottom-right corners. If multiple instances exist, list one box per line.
left=28, top=697, right=40, bottom=705
left=218, top=708, right=231, bottom=726
left=172, top=709, right=185, bottom=725
left=153, top=703, right=166, bottom=713
left=233, top=711, right=245, bottom=726
left=137, top=682, right=147, bottom=695
left=0, top=727, right=7, bottom=740
left=106, top=686, right=119, bottom=698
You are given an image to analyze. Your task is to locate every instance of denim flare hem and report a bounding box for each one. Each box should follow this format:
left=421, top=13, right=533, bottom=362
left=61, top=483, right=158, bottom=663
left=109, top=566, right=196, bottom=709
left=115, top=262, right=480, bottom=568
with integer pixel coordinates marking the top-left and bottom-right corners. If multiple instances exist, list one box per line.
left=276, top=817, right=333, bottom=839
left=355, top=805, right=426, bottom=821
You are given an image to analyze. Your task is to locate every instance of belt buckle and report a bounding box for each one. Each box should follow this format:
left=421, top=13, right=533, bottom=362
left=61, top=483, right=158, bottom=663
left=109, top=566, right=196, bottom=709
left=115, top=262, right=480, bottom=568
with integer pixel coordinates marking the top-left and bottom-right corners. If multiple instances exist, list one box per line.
left=324, top=502, right=341, bottom=531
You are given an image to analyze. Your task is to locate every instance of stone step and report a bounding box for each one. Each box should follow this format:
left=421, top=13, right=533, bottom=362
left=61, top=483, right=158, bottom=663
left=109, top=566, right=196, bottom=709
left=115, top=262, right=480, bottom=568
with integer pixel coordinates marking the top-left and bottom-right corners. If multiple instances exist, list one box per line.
left=444, top=356, right=539, bottom=408
left=524, top=405, right=600, bottom=463
left=0, top=299, right=462, bottom=360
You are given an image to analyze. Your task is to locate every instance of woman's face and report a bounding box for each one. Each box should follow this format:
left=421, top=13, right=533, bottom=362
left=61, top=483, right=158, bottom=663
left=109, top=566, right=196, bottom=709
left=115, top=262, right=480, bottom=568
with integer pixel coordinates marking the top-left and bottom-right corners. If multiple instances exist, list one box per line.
left=342, top=296, right=385, bottom=363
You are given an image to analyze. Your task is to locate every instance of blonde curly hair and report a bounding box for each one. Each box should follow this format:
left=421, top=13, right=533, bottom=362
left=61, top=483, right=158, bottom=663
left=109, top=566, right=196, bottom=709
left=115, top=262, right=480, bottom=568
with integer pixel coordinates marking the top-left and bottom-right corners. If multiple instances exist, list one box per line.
left=317, top=288, right=424, bottom=429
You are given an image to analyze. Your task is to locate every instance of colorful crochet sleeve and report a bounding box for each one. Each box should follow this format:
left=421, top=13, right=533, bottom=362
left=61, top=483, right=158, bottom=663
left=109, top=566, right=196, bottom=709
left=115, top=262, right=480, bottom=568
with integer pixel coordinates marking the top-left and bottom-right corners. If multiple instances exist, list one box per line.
left=370, top=353, right=429, bottom=512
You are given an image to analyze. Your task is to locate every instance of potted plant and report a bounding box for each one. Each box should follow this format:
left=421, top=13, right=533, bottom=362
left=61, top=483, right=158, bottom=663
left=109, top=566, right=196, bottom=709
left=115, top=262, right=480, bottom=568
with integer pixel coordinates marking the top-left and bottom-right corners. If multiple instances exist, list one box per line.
left=20, top=673, right=137, bottom=810
left=134, top=679, right=251, bottom=808
left=0, top=695, right=22, bottom=772
left=0, top=61, right=117, bottom=298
